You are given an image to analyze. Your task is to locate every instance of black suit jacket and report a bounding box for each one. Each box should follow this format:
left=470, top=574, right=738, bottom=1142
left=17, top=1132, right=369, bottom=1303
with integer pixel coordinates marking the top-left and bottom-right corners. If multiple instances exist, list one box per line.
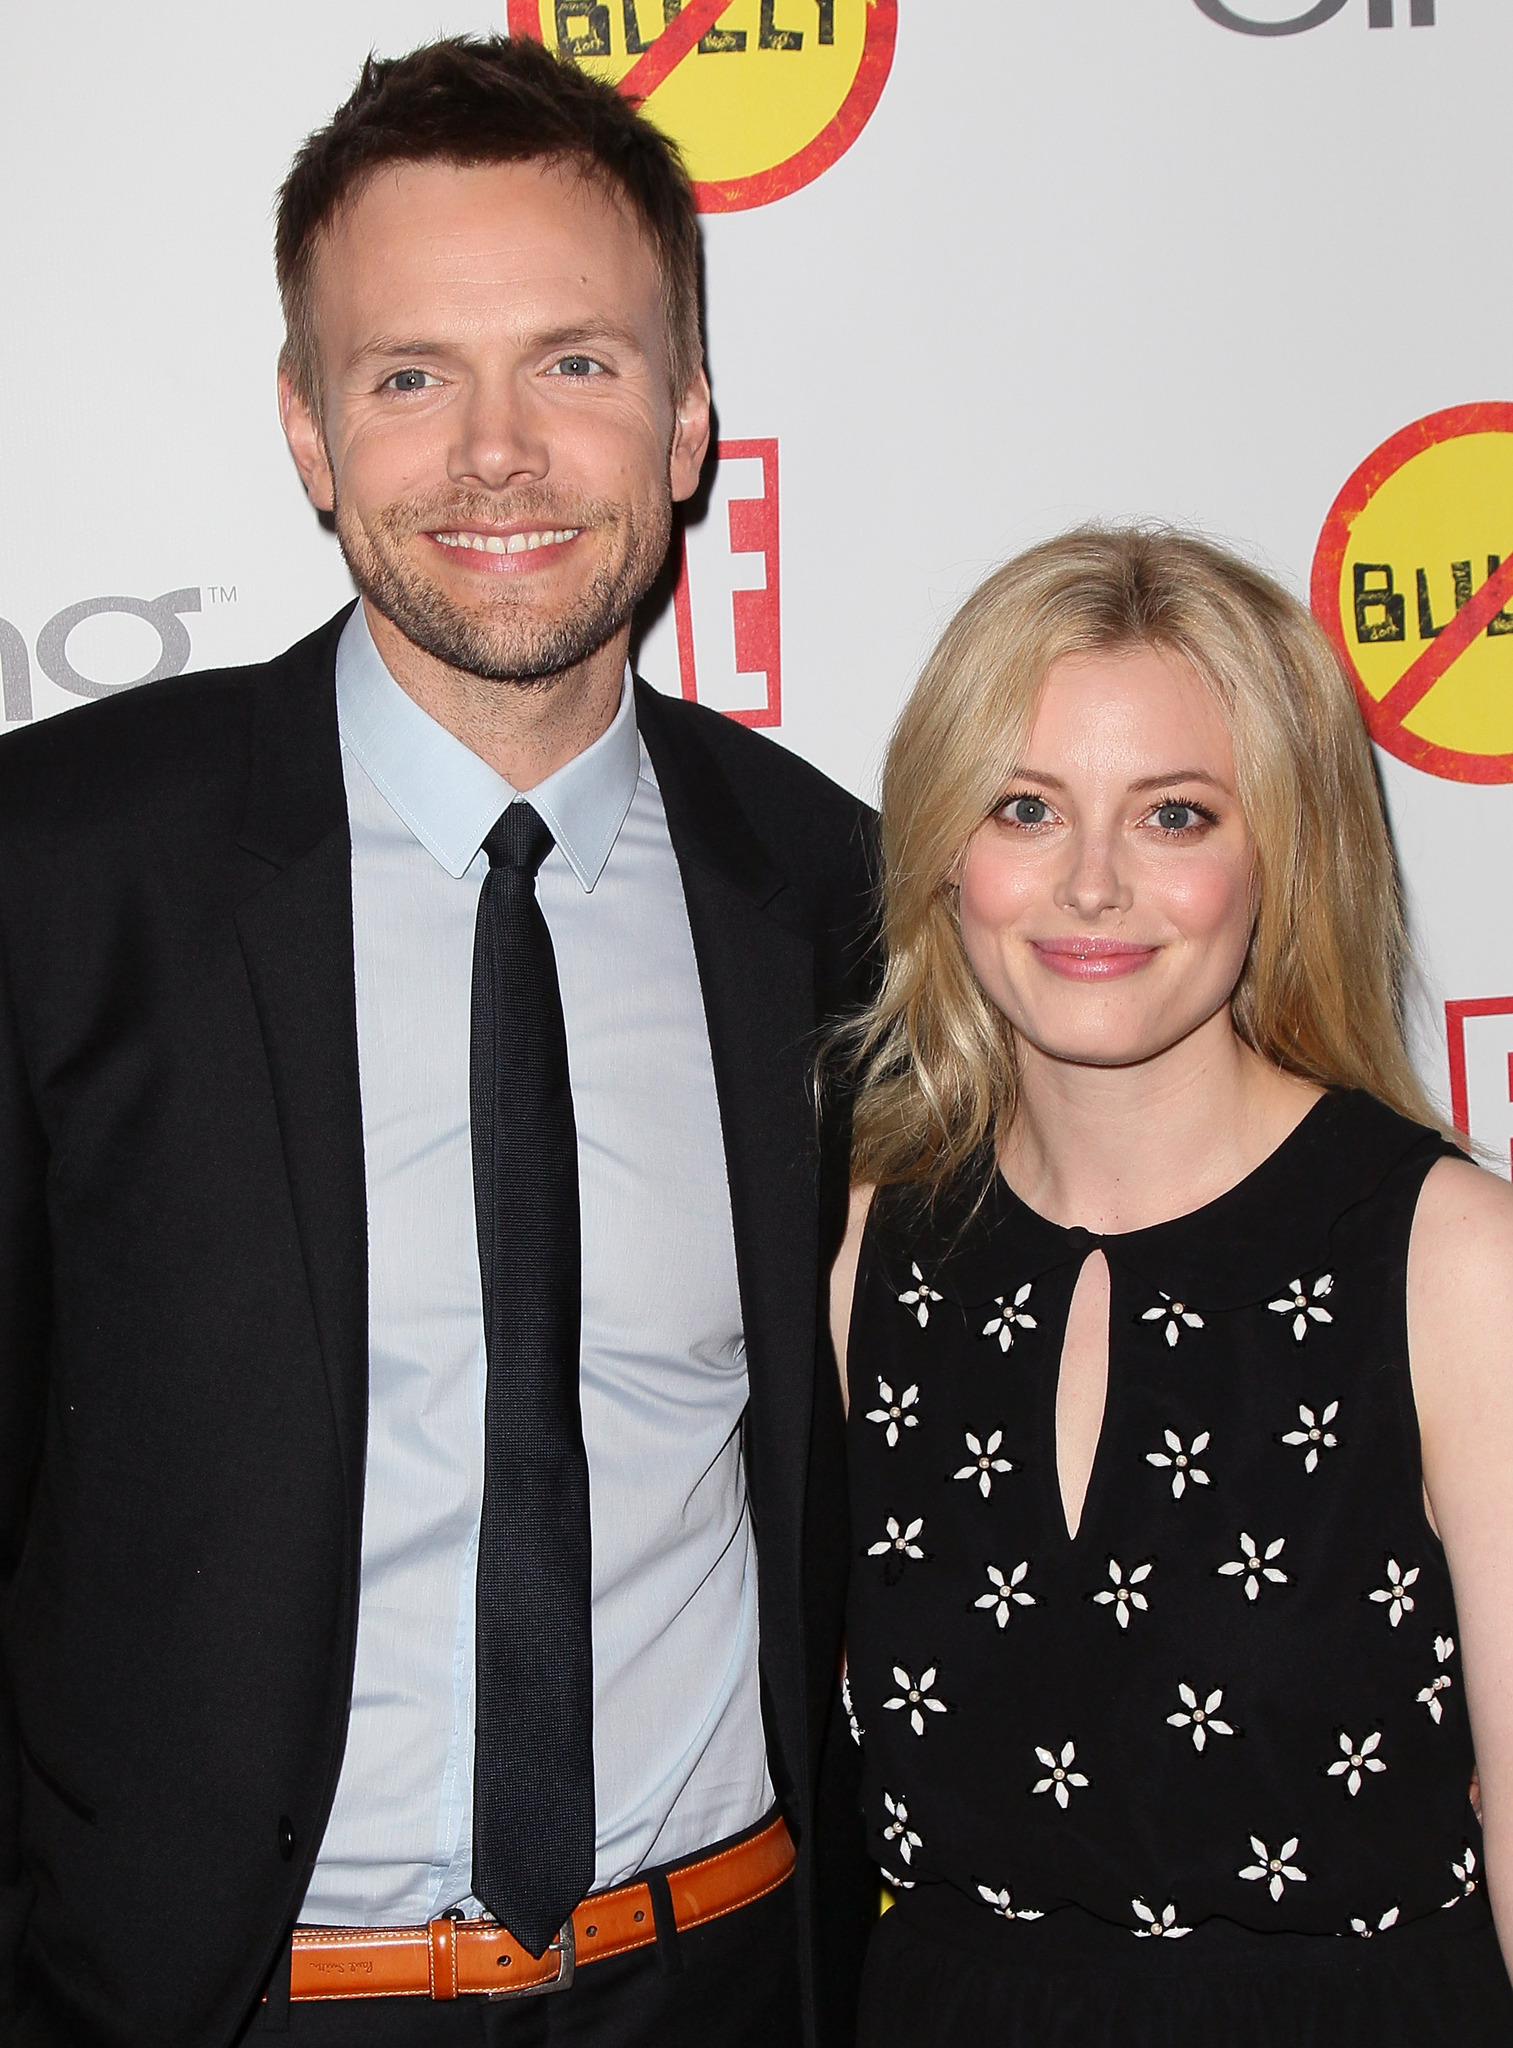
left=0, top=609, right=878, bottom=2047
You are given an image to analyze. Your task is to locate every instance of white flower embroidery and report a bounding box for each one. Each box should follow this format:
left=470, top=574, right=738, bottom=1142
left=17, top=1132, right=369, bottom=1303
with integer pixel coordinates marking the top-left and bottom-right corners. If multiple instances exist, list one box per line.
left=1350, top=1906, right=1400, bottom=1937
left=1217, top=1532, right=1289, bottom=1601
left=1142, top=1292, right=1204, bottom=1347
left=1326, top=1729, right=1386, bottom=1797
left=975, top=1561, right=1036, bottom=1629
left=1146, top=1429, right=1210, bottom=1498
left=1239, top=1836, right=1306, bottom=1901
left=1031, top=1740, right=1089, bottom=1808
left=867, top=1516, right=925, bottom=1562
left=1131, top=1898, right=1191, bottom=1939
left=1418, top=1635, right=1456, bottom=1723
left=1368, top=1558, right=1419, bottom=1627
left=883, top=1665, right=948, bottom=1736
left=953, top=1429, right=1014, bottom=1498
left=1166, top=1682, right=1235, bottom=1752
left=976, top=1884, right=1045, bottom=1921
left=1280, top=1402, right=1339, bottom=1473
left=1092, top=1556, right=1153, bottom=1629
left=897, top=1263, right=943, bottom=1328
left=842, top=1671, right=863, bottom=1746
left=865, top=1379, right=920, bottom=1449
left=982, top=1283, right=1037, bottom=1351
left=881, top=1790, right=921, bottom=1865
left=1443, top=1844, right=1478, bottom=1908
left=1268, top=1272, right=1334, bottom=1342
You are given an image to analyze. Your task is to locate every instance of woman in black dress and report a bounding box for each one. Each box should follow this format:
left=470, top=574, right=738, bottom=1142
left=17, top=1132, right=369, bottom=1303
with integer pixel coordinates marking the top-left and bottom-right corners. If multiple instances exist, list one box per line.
left=831, top=528, right=1513, bottom=2043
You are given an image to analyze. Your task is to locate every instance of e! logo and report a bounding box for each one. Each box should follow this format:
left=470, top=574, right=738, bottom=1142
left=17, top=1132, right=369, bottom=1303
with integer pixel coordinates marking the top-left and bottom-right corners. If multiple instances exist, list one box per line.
left=1446, top=999, right=1513, bottom=1180
left=667, top=439, right=782, bottom=728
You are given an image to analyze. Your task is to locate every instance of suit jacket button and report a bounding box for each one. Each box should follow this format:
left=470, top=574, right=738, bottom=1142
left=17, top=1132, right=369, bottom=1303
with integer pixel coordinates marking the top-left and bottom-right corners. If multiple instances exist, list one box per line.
left=278, top=1816, right=296, bottom=1862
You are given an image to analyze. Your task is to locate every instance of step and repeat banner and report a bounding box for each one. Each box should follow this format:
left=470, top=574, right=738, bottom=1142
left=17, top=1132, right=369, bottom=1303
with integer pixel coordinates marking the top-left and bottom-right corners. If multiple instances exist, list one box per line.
left=3, top=1, right=1511, bottom=1155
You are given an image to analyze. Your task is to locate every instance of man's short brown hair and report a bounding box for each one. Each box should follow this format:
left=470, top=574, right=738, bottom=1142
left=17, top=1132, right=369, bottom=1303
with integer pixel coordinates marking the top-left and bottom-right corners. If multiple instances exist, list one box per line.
left=275, top=35, right=703, bottom=411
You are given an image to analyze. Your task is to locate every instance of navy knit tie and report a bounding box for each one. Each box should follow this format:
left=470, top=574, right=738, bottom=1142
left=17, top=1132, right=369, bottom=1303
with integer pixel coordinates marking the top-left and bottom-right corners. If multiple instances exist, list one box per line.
left=469, top=800, right=595, bottom=1955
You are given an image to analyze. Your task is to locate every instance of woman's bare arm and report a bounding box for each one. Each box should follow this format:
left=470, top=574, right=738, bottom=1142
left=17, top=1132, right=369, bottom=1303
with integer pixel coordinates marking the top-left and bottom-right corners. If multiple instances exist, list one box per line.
left=829, top=1182, right=876, bottom=1417
left=1409, top=1154, right=1513, bottom=1968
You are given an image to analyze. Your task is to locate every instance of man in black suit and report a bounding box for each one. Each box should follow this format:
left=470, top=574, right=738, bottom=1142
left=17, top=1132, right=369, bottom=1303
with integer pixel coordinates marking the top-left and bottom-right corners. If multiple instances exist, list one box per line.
left=0, top=37, right=874, bottom=2048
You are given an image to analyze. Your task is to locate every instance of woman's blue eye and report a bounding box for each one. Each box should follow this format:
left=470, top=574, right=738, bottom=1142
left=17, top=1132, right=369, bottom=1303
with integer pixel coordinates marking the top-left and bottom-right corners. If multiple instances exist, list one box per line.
left=1155, top=802, right=1200, bottom=832
left=1008, top=795, right=1049, bottom=826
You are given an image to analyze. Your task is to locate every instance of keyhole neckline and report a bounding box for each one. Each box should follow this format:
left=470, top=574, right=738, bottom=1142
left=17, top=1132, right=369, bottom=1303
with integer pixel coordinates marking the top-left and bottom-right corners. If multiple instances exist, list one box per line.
left=976, top=1093, right=1395, bottom=1320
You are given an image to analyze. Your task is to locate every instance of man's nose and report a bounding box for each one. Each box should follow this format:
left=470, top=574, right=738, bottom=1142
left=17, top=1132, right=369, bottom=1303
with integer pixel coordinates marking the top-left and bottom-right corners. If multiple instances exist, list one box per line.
left=447, top=374, right=550, bottom=492
left=1054, top=826, right=1133, bottom=919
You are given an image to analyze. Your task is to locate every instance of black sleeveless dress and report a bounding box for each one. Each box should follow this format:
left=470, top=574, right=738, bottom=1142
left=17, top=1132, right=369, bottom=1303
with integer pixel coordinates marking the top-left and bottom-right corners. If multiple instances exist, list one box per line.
left=845, top=1091, right=1513, bottom=2045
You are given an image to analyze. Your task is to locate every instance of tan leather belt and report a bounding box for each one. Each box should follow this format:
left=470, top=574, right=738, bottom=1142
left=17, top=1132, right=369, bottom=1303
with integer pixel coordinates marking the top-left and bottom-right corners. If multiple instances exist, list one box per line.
left=289, top=1816, right=794, bottom=2002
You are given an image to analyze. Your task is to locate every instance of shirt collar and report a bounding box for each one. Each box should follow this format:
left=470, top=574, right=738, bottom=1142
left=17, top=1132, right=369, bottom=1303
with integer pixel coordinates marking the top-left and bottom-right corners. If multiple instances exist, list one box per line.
left=334, top=602, right=640, bottom=891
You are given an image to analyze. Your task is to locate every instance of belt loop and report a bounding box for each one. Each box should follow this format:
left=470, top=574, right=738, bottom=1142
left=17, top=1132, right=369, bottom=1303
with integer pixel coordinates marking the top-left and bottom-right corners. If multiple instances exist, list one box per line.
left=259, top=1929, right=292, bottom=2032
left=646, top=1870, right=683, bottom=1976
left=428, top=1917, right=459, bottom=1999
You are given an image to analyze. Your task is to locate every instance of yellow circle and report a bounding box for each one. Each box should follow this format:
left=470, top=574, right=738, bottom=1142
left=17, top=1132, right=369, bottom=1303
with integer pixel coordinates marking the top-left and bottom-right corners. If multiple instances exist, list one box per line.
left=1340, top=433, right=1513, bottom=756
left=536, top=1, right=870, bottom=187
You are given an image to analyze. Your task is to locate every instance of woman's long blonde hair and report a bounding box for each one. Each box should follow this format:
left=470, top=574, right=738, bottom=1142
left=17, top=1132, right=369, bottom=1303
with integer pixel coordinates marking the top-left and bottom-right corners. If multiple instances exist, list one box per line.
left=846, top=525, right=1445, bottom=1195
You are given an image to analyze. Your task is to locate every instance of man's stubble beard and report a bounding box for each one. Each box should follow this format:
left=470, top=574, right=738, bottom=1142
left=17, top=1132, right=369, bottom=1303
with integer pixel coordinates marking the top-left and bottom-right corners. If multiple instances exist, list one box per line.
left=334, top=485, right=673, bottom=686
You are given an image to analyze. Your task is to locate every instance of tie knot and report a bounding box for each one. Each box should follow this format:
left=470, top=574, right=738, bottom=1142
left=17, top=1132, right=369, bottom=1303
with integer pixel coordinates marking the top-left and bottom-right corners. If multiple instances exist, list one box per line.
left=483, top=801, right=555, bottom=878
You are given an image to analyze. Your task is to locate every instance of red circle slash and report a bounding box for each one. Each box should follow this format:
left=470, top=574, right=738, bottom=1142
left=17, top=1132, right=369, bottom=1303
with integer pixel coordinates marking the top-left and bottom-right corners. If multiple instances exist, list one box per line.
left=1310, top=402, right=1513, bottom=784
left=508, top=1, right=897, bottom=214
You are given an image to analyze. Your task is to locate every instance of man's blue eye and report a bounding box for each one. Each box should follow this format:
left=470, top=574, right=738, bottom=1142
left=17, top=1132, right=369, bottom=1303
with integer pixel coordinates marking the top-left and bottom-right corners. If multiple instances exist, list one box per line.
left=389, top=369, right=433, bottom=392
left=554, top=355, right=601, bottom=377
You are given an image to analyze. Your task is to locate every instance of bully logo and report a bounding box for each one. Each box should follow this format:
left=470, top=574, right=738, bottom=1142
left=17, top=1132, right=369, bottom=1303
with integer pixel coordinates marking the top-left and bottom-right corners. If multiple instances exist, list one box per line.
left=1311, top=405, right=1513, bottom=783
left=509, top=1, right=896, bottom=210
left=0, top=589, right=202, bottom=723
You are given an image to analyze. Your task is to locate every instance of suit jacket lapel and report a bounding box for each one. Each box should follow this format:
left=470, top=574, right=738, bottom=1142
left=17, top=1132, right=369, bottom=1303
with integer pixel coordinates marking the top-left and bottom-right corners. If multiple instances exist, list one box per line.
left=233, top=611, right=368, bottom=1498
left=634, top=686, right=819, bottom=1704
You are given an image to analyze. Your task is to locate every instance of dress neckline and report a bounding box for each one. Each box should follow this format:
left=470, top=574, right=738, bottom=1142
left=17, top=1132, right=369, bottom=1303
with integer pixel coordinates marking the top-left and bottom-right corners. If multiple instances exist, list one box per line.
left=994, top=1088, right=1329, bottom=1247
left=893, top=1089, right=1444, bottom=1314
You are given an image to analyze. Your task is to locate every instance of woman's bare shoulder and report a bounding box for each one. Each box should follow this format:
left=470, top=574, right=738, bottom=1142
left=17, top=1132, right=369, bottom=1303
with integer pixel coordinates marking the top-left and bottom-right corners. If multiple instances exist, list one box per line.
left=1409, top=1153, right=1513, bottom=1399
left=1412, top=1152, right=1513, bottom=1271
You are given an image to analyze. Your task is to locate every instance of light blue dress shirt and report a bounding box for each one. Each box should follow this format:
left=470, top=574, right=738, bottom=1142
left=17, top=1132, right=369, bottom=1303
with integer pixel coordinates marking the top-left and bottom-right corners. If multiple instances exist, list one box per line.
left=300, top=606, right=772, bottom=1925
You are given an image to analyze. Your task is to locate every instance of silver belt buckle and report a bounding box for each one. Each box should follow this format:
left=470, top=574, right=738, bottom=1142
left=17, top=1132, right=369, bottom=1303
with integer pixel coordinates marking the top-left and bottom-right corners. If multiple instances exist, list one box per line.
left=488, top=1917, right=576, bottom=1999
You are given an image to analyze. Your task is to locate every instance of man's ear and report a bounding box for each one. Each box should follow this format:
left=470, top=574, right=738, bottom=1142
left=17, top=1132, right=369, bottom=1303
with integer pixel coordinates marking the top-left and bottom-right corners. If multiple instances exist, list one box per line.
left=669, top=366, right=713, bottom=504
left=279, top=367, right=336, bottom=513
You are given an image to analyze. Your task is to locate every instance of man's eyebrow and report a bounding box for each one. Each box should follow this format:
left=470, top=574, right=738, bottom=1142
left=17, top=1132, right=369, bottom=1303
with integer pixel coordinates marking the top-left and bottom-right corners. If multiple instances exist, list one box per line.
left=348, top=321, right=647, bottom=367
left=348, top=336, right=454, bottom=367
left=526, top=320, right=646, bottom=355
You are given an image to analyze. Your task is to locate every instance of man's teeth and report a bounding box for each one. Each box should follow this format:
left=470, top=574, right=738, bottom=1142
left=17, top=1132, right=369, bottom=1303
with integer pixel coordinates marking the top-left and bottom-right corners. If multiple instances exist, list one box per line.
left=433, top=528, right=581, bottom=555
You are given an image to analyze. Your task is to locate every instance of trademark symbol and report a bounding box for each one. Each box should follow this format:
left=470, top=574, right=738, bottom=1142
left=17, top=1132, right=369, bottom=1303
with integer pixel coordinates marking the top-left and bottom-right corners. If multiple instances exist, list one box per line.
left=207, top=585, right=238, bottom=604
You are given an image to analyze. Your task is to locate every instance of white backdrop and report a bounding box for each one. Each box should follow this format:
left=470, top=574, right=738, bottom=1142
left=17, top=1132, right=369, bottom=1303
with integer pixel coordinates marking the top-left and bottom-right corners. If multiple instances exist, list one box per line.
left=4, top=2, right=1511, bottom=1152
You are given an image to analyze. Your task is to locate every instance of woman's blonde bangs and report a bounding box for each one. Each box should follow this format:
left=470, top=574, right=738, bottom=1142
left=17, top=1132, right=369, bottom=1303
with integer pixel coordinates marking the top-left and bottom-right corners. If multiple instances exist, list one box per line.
left=844, top=526, right=1448, bottom=1198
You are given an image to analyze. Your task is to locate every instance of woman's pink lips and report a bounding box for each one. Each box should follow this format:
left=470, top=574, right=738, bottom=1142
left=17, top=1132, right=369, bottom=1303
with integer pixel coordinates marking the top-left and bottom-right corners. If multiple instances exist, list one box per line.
left=1030, top=938, right=1160, bottom=981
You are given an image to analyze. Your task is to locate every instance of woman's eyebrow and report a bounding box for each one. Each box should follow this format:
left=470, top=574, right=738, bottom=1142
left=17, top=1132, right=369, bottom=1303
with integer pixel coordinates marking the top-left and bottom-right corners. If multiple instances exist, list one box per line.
left=1126, top=769, right=1232, bottom=793
left=1007, top=768, right=1232, bottom=794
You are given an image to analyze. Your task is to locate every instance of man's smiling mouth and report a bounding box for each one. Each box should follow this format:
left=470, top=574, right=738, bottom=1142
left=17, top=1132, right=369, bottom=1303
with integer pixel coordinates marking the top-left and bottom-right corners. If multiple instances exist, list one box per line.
left=431, top=527, right=583, bottom=555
